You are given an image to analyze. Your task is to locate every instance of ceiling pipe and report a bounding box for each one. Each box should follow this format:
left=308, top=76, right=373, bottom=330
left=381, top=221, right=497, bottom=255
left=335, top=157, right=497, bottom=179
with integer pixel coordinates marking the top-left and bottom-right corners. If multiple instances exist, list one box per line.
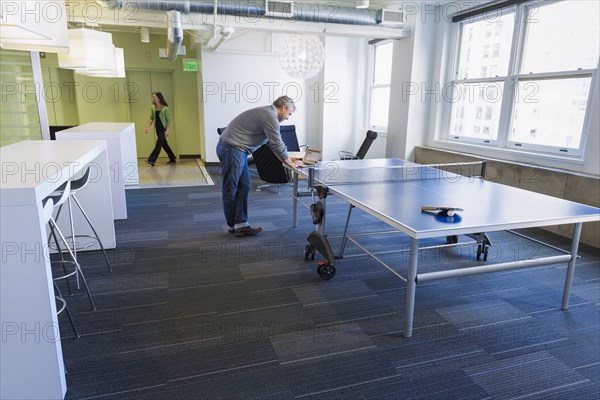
left=164, top=10, right=183, bottom=61
left=100, top=0, right=380, bottom=26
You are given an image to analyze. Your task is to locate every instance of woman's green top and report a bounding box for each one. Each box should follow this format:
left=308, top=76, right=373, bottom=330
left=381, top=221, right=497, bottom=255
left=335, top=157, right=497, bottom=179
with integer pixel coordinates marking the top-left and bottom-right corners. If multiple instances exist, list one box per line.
left=150, top=105, right=170, bottom=128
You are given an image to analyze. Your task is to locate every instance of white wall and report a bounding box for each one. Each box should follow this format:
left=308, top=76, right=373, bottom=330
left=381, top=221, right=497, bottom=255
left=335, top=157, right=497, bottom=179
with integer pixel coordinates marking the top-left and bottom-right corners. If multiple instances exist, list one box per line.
left=202, top=32, right=311, bottom=162
left=387, top=8, right=440, bottom=161
left=201, top=31, right=365, bottom=163
left=202, top=6, right=599, bottom=176
left=321, top=36, right=367, bottom=161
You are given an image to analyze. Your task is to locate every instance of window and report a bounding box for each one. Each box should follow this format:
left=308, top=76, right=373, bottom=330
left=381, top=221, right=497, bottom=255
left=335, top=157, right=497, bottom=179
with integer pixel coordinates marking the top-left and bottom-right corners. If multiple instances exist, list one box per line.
left=446, top=0, right=599, bottom=156
left=0, top=49, right=44, bottom=146
left=367, top=41, right=393, bottom=130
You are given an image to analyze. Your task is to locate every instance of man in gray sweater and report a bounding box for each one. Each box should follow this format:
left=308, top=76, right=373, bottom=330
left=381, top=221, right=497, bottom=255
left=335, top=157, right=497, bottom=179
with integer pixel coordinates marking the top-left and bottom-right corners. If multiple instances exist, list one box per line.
left=217, top=96, right=299, bottom=237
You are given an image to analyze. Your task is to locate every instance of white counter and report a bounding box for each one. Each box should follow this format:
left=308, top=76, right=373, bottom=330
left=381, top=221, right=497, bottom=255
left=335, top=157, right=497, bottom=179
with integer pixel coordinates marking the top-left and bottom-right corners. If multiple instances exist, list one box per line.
left=56, top=122, right=139, bottom=219
left=0, top=140, right=115, bottom=400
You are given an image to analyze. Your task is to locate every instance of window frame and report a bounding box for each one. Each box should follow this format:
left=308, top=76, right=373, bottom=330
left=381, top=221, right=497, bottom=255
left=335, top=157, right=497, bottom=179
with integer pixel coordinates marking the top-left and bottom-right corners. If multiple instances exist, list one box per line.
left=443, top=0, right=599, bottom=158
left=366, top=39, right=393, bottom=132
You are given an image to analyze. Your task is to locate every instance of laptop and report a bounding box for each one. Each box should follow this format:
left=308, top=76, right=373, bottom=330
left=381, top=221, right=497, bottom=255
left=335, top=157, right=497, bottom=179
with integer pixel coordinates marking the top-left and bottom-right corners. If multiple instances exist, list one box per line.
left=301, top=147, right=322, bottom=165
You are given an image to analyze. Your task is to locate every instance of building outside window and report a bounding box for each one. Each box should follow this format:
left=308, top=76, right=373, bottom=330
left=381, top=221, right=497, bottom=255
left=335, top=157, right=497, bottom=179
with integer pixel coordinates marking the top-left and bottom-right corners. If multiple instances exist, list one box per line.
left=446, top=0, right=599, bottom=156
left=367, top=40, right=393, bottom=131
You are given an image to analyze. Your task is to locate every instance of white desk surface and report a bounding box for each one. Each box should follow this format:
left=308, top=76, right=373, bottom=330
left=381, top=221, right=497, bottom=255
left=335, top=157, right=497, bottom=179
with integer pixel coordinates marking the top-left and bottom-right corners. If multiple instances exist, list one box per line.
left=56, top=122, right=134, bottom=138
left=288, top=151, right=305, bottom=159
left=0, top=140, right=107, bottom=206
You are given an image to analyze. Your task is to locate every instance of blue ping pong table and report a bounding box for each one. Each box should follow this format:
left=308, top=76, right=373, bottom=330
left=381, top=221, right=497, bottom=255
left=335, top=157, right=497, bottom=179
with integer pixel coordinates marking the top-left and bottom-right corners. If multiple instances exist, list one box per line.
left=289, top=158, right=600, bottom=338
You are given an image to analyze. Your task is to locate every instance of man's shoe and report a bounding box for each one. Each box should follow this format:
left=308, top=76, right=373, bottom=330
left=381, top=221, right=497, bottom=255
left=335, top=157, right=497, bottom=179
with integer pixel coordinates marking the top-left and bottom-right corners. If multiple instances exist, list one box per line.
left=145, top=160, right=155, bottom=166
left=234, top=226, right=262, bottom=237
left=228, top=228, right=235, bottom=235
left=167, top=160, right=177, bottom=164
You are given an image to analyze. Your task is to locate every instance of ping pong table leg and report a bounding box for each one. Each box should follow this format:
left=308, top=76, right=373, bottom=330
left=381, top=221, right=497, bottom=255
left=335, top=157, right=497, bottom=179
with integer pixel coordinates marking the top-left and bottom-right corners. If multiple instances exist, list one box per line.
left=403, top=238, right=419, bottom=338
left=561, top=223, right=583, bottom=310
left=292, top=172, right=299, bottom=227
left=337, top=204, right=355, bottom=258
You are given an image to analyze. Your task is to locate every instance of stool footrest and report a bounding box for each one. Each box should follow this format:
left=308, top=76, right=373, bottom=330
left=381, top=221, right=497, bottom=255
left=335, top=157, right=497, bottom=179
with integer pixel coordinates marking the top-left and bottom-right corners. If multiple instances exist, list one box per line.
left=55, top=296, right=67, bottom=315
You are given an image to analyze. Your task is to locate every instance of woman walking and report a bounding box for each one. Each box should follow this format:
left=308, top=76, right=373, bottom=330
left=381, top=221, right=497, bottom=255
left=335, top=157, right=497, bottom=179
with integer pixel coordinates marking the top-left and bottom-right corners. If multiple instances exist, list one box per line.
left=145, top=91, right=176, bottom=165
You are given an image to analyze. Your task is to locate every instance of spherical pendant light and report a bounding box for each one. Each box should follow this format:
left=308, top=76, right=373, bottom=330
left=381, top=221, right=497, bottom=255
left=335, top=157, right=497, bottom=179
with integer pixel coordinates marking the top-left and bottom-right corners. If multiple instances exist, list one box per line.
left=279, top=34, right=325, bottom=79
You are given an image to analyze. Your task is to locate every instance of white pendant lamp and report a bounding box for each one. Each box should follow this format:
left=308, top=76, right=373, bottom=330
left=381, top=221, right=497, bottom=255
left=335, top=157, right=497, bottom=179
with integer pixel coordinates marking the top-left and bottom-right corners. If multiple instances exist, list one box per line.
left=279, top=34, right=325, bottom=79
left=77, top=47, right=125, bottom=78
left=0, top=0, right=69, bottom=53
left=58, top=28, right=115, bottom=72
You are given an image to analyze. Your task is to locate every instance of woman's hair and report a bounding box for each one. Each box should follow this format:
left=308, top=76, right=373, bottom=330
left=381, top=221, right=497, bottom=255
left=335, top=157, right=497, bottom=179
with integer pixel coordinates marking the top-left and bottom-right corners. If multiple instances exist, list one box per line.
left=152, top=91, right=168, bottom=107
left=273, top=95, right=295, bottom=112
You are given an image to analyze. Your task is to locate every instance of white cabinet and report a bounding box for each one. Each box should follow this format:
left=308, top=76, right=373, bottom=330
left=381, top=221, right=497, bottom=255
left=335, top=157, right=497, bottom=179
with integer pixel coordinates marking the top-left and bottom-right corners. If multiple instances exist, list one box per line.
left=0, top=140, right=115, bottom=400
left=56, top=122, right=138, bottom=220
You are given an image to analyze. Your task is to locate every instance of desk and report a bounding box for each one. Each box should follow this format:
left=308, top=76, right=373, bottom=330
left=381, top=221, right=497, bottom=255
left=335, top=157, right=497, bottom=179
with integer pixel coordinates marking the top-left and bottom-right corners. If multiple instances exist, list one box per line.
left=289, top=159, right=600, bottom=338
left=0, top=140, right=115, bottom=399
left=56, top=122, right=139, bottom=219
left=288, top=151, right=305, bottom=160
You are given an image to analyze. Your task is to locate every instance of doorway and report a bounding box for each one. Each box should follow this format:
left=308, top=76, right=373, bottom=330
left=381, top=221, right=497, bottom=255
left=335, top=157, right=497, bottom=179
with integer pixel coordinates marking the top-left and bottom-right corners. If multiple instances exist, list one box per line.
left=126, top=70, right=177, bottom=159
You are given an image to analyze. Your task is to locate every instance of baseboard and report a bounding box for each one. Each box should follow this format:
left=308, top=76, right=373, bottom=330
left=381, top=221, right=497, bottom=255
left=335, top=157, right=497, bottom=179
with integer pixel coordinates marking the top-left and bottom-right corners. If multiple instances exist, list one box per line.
left=179, top=154, right=202, bottom=159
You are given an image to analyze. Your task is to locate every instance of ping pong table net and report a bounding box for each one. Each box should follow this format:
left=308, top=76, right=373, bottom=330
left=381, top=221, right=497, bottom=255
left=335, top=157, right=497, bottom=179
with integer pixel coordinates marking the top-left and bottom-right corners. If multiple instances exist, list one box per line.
left=307, top=161, right=487, bottom=186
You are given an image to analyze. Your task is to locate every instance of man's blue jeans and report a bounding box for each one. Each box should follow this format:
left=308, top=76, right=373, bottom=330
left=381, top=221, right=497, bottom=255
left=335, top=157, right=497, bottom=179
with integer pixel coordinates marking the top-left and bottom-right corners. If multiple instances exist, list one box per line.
left=216, top=140, right=250, bottom=229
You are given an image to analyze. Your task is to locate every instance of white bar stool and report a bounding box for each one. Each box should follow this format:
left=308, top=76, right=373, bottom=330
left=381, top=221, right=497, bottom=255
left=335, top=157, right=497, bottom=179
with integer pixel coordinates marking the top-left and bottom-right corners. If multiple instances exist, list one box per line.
left=53, top=167, right=112, bottom=271
left=42, top=195, right=81, bottom=338
left=45, top=181, right=96, bottom=311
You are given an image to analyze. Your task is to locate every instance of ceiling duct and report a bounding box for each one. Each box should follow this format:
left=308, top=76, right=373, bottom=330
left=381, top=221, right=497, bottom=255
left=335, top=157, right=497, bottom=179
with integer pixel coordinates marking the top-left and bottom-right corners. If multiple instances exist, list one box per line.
left=161, top=10, right=184, bottom=61
left=100, top=0, right=386, bottom=27
left=264, top=1, right=294, bottom=18
left=376, top=9, right=405, bottom=28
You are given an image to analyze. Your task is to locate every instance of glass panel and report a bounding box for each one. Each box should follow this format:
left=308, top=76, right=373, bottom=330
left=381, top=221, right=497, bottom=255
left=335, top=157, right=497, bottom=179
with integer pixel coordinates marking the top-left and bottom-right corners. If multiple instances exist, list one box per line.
left=521, top=1, right=600, bottom=73
left=369, top=86, right=390, bottom=128
left=510, top=78, right=591, bottom=149
left=373, top=42, right=393, bottom=85
left=0, top=49, right=42, bottom=147
left=448, top=82, right=503, bottom=140
left=456, top=12, right=514, bottom=79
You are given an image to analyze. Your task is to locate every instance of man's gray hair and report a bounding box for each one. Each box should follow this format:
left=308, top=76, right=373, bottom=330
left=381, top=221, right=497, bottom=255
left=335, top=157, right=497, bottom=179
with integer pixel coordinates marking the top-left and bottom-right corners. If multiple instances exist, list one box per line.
left=273, top=96, right=296, bottom=111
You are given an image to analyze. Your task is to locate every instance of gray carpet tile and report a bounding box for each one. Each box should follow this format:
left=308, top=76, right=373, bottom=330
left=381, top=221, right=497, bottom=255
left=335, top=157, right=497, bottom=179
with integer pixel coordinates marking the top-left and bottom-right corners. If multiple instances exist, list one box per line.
left=271, top=322, right=376, bottom=365
left=436, top=299, right=533, bottom=330
left=280, top=349, right=398, bottom=398
left=299, top=370, right=489, bottom=400
left=57, top=180, right=600, bottom=400
left=463, top=351, right=593, bottom=399
left=293, top=280, right=379, bottom=305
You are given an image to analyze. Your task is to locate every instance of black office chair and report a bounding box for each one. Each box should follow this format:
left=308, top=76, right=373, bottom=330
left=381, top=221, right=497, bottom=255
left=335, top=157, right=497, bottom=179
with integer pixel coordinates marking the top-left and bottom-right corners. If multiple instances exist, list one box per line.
left=339, top=130, right=378, bottom=160
left=252, top=143, right=290, bottom=193
left=280, top=125, right=307, bottom=152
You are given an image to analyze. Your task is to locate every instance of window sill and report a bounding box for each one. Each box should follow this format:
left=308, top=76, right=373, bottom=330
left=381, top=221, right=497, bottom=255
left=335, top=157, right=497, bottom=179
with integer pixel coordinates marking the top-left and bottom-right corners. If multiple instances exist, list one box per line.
left=431, top=139, right=588, bottom=170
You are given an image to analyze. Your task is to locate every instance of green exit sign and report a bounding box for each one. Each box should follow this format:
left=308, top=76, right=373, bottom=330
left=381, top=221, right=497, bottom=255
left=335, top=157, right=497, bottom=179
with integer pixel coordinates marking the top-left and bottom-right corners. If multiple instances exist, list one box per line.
left=183, top=59, right=199, bottom=72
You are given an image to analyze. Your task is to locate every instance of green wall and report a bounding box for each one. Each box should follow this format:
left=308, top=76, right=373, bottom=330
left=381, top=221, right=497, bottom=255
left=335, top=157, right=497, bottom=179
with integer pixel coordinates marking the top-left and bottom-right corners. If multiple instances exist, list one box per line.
left=39, top=31, right=204, bottom=158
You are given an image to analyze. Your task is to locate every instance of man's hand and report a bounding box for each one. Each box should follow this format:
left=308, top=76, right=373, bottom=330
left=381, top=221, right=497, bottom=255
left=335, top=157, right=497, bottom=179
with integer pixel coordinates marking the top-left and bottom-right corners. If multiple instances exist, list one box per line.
left=286, top=157, right=302, bottom=168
